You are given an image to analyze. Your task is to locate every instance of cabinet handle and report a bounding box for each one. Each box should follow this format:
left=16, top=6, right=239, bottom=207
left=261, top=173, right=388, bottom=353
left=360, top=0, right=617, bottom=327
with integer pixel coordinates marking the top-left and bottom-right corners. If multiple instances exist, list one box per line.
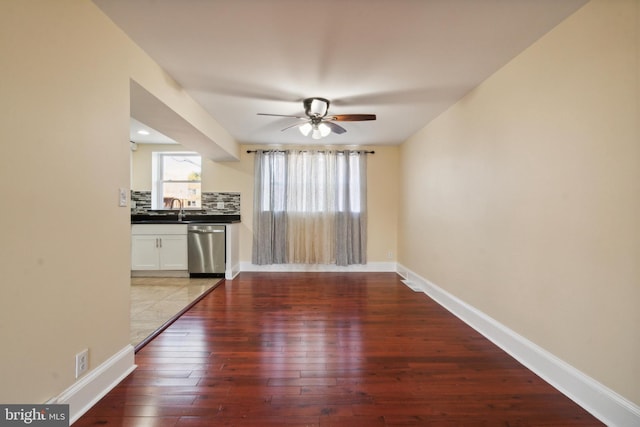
left=159, top=238, right=162, bottom=248
left=155, top=238, right=159, bottom=248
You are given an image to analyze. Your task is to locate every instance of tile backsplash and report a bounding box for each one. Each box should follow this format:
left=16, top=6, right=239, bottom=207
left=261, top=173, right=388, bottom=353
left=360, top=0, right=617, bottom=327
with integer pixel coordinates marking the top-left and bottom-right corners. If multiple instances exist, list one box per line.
left=131, top=191, right=240, bottom=215
left=130, top=191, right=152, bottom=213
left=202, top=192, right=241, bottom=214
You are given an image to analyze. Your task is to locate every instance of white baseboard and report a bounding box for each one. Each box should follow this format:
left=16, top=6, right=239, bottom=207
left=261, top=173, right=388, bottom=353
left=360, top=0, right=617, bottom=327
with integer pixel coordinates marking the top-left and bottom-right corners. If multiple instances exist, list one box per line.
left=51, top=345, right=136, bottom=425
left=397, top=264, right=640, bottom=427
left=239, top=261, right=397, bottom=273
left=226, top=262, right=241, bottom=280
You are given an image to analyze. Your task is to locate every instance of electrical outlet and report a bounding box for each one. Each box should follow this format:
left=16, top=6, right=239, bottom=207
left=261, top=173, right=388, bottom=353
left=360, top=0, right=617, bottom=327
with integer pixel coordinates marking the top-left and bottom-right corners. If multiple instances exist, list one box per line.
left=75, top=349, right=89, bottom=378
left=216, top=202, right=224, bottom=209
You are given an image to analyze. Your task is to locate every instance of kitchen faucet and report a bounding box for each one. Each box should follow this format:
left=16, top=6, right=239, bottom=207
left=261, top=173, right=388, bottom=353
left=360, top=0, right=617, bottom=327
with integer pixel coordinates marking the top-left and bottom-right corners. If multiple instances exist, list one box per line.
left=170, top=198, right=185, bottom=221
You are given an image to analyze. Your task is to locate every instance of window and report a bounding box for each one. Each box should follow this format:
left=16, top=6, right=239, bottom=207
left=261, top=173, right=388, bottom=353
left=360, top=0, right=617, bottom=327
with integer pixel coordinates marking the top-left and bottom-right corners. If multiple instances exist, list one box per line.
left=256, top=151, right=363, bottom=214
left=152, top=152, right=201, bottom=209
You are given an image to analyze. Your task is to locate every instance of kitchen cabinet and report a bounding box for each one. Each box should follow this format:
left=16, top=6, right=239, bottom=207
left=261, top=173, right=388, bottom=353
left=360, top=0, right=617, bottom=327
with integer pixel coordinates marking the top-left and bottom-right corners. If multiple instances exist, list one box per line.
left=131, top=224, right=188, bottom=271
left=224, top=222, right=240, bottom=279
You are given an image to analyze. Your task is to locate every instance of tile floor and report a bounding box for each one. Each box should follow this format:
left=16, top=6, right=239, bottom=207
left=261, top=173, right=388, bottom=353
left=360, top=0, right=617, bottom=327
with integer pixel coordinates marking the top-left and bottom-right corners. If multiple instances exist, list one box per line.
left=130, top=277, right=221, bottom=347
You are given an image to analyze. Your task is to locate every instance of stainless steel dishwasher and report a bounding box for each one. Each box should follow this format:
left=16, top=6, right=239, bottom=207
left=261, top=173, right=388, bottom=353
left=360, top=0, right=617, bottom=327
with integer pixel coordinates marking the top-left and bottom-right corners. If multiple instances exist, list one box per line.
left=187, top=224, right=225, bottom=277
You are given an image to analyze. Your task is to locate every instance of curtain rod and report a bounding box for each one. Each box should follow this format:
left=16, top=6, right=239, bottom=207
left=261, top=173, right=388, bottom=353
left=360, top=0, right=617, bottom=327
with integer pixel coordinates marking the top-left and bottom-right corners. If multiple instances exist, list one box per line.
left=246, top=149, right=374, bottom=154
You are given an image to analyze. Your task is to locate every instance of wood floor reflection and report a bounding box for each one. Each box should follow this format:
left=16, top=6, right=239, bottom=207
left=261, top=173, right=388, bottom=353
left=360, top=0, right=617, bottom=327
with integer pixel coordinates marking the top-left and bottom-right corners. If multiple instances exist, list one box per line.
left=79, top=272, right=602, bottom=426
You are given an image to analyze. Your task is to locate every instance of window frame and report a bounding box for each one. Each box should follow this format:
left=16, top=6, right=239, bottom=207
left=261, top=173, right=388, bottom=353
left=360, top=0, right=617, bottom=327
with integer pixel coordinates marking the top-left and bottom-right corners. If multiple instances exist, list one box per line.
left=151, top=151, right=202, bottom=210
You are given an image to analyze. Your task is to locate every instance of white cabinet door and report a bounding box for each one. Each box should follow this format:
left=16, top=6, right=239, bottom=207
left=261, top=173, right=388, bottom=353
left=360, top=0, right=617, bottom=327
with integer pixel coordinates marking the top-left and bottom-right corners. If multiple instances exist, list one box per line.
left=131, top=224, right=188, bottom=272
left=158, top=234, right=188, bottom=270
left=131, top=235, right=160, bottom=270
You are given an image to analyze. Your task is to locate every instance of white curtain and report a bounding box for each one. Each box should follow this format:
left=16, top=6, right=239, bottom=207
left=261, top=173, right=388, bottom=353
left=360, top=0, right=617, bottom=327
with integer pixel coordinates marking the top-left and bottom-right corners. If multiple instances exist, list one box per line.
left=252, top=150, right=367, bottom=266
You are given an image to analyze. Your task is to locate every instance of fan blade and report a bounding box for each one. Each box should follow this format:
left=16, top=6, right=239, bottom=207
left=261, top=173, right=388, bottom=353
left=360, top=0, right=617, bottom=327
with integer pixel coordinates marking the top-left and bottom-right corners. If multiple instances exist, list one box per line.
left=328, top=114, right=376, bottom=122
left=280, top=120, right=308, bottom=132
left=324, top=121, right=347, bottom=135
left=257, top=113, right=307, bottom=119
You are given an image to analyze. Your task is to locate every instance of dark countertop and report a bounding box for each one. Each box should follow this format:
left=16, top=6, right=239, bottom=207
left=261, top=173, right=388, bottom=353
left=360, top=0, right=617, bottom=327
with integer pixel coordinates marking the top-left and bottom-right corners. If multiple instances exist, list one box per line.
left=131, top=214, right=241, bottom=224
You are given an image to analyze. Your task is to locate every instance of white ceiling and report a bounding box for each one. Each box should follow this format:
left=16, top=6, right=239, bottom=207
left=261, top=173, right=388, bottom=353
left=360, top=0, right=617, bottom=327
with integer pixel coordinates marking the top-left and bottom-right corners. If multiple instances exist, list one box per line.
left=129, top=117, right=176, bottom=144
left=95, top=0, right=587, bottom=147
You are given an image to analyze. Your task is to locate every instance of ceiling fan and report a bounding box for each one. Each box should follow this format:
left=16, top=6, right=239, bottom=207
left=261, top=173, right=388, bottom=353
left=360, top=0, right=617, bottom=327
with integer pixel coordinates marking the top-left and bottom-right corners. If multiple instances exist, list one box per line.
left=257, top=97, right=376, bottom=139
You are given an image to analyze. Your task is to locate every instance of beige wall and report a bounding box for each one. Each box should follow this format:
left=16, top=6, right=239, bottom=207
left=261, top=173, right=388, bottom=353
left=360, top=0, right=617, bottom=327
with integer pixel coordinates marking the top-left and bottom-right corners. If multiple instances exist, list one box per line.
left=0, top=1, right=131, bottom=403
left=132, top=144, right=400, bottom=264
left=399, top=0, right=639, bottom=405
left=131, top=143, right=185, bottom=191
left=0, top=0, right=238, bottom=403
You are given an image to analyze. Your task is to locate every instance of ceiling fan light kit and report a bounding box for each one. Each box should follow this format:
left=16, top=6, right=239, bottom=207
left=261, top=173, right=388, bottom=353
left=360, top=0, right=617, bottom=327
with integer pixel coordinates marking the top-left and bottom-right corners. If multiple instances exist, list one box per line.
left=314, top=122, right=331, bottom=139
left=299, top=122, right=312, bottom=136
left=257, top=97, right=376, bottom=140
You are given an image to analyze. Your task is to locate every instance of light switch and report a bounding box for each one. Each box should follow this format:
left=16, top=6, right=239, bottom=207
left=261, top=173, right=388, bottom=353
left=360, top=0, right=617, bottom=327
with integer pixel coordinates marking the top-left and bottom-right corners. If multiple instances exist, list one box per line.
left=119, top=188, right=128, bottom=207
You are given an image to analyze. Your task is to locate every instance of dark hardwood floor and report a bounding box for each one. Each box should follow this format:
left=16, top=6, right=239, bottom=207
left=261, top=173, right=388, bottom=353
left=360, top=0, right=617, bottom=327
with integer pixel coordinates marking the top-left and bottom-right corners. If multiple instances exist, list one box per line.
left=76, top=272, right=602, bottom=426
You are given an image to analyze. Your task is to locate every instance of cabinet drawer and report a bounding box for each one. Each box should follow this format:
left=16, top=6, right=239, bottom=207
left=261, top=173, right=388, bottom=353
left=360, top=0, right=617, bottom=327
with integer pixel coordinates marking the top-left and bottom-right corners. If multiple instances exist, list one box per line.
left=131, top=224, right=187, bottom=235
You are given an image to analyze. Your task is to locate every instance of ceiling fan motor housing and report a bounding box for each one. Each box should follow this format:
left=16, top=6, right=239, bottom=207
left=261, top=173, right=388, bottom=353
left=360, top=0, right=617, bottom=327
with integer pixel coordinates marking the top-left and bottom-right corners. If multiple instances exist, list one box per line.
left=304, top=97, right=330, bottom=118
